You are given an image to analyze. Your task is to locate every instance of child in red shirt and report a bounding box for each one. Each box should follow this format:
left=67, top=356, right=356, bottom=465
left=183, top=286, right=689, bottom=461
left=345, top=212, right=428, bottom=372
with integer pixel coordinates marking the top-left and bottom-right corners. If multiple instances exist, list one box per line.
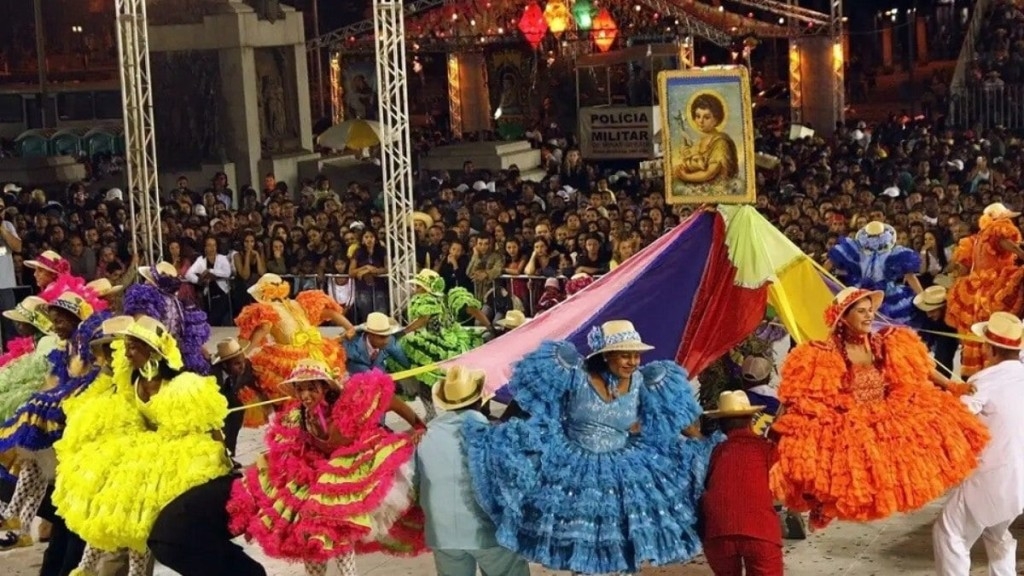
left=700, top=391, right=783, bottom=576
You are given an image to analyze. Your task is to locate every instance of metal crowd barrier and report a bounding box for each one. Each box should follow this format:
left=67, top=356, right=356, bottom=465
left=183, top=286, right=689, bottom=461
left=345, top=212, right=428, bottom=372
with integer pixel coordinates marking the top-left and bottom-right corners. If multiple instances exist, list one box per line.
left=947, top=84, right=1024, bottom=131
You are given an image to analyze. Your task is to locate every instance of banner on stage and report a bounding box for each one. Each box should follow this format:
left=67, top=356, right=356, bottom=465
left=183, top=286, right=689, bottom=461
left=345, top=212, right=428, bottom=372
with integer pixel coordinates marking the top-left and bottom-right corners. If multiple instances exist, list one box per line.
left=578, top=106, right=660, bottom=160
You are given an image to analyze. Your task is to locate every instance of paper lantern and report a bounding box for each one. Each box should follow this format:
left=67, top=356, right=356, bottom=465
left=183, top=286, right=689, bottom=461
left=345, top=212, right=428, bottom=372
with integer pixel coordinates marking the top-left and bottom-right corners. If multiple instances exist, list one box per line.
left=591, top=8, right=618, bottom=53
left=518, top=2, right=548, bottom=49
left=572, top=0, right=593, bottom=30
left=543, top=0, right=571, bottom=36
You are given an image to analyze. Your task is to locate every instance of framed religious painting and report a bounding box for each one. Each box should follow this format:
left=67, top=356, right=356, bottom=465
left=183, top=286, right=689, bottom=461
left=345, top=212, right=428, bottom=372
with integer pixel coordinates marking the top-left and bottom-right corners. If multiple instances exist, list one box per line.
left=658, top=67, right=756, bottom=205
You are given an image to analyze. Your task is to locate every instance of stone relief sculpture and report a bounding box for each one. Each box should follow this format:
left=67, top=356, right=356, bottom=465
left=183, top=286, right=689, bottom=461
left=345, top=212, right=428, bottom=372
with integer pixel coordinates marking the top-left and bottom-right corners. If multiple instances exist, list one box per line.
left=256, top=47, right=299, bottom=153
left=151, top=51, right=224, bottom=168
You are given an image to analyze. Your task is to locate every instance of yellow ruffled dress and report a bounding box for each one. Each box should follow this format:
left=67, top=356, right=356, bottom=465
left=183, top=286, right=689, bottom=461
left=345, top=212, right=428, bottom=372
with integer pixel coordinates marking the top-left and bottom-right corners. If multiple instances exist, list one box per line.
left=53, top=345, right=231, bottom=553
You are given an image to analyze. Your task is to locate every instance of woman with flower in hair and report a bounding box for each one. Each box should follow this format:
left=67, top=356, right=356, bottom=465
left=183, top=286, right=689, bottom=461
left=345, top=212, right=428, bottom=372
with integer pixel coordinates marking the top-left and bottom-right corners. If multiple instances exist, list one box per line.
left=0, top=291, right=109, bottom=550
left=53, top=315, right=231, bottom=576
left=235, top=273, right=356, bottom=427
left=394, top=269, right=492, bottom=421
left=227, top=360, right=426, bottom=576
left=946, top=202, right=1024, bottom=377
left=463, top=320, right=715, bottom=575
left=123, top=261, right=211, bottom=374
left=828, top=221, right=923, bottom=325
left=770, top=287, right=989, bottom=530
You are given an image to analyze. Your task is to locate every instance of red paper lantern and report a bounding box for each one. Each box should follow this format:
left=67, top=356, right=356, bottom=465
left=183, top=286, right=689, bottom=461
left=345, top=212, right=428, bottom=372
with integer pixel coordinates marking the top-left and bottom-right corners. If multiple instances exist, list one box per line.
left=518, top=1, right=548, bottom=49
left=591, top=8, right=618, bottom=53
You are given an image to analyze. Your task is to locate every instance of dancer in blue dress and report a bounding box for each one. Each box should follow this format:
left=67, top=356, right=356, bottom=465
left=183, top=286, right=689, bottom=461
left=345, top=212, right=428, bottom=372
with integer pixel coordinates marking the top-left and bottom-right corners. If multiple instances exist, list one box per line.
left=828, top=220, right=923, bottom=325
left=462, top=320, right=715, bottom=575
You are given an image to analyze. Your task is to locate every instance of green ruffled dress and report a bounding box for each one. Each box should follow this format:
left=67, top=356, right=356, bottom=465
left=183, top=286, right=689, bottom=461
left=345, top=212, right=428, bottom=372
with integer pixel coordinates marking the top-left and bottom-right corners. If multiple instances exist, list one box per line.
left=390, top=288, right=483, bottom=387
left=0, top=335, right=59, bottom=422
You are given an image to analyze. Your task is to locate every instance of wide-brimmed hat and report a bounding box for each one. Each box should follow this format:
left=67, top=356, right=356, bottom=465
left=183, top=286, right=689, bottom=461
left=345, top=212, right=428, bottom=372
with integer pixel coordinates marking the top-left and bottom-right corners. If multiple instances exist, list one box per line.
left=86, top=278, right=124, bottom=297
left=824, top=287, right=884, bottom=329
left=248, top=273, right=291, bottom=301
left=25, top=250, right=68, bottom=275
left=118, top=315, right=184, bottom=370
left=971, top=311, right=1024, bottom=350
left=704, top=391, right=765, bottom=419
left=913, top=285, right=948, bottom=312
left=586, top=320, right=654, bottom=358
left=496, top=309, right=529, bottom=329
left=983, top=202, right=1020, bottom=220
left=741, top=356, right=773, bottom=382
left=432, top=365, right=489, bottom=411
left=211, top=337, right=250, bottom=365
left=138, top=261, right=179, bottom=285
left=409, top=269, right=445, bottom=294
left=91, top=315, right=134, bottom=346
left=862, top=221, right=886, bottom=236
left=3, top=296, right=53, bottom=333
left=279, top=359, right=342, bottom=396
left=409, top=211, right=434, bottom=228
left=47, top=292, right=95, bottom=322
left=357, top=312, right=402, bottom=336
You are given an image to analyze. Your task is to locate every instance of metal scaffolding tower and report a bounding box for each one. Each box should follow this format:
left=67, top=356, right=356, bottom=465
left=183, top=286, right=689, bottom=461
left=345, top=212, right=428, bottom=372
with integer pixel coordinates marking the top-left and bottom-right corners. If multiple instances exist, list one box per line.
left=374, top=0, right=417, bottom=321
left=115, top=0, right=162, bottom=266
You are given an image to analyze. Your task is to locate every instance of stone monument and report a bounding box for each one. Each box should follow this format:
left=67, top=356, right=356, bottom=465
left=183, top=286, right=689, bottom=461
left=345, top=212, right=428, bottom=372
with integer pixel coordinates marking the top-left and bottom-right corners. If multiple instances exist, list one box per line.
left=147, top=0, right=319, bottom=198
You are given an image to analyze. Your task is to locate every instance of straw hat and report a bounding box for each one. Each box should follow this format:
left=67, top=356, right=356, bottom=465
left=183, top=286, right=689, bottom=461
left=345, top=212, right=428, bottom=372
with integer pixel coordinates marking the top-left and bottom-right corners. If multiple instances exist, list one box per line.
left=409, top=211, right=434, bottom=228
left=86, top=278, right=124, bottom=297
left=741, top=356, right=773, bottom=382
left=409, top=269, right=445, bottom=294
left=47, top=292, right=95, bottom=322
left=138, top=261, right=179, bottom=285
left=704, top=391, right=766, bottom=419
left=25, top=250, right=68, bottom=275
left=279, top=359, right=341, bottom=396
left=862, top=221, right=886, bottom=236
left=247, top=273, right=290, bottom=300
left=913, top=285, right=948, bottom=312
left=91, top=315, right=134, bottom=346
left=3, top=296, right=53, bottom=333
left=824, top=287, right=883, bottom=329
left=983, top=202, right=1020, bottom=220
left=586, top=320, right=654, bottom=358
left=211, top=337, right=250, bottom=365
left=118, top=315, right=184, bottom=369
left=971, top=312, right=1024, bottom=350
left=357, top=312, right=402, bottom=336
left=496, top=309, right=529, bottom=329
left=432, top=365, right=489, bottom=411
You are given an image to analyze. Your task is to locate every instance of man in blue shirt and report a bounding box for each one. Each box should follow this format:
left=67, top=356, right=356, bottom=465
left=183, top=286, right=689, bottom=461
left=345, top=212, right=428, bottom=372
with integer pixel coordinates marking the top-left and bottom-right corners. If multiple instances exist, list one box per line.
left=343, top=312, right=410, bottom=375
left=415, top=366, right=529, bottom=576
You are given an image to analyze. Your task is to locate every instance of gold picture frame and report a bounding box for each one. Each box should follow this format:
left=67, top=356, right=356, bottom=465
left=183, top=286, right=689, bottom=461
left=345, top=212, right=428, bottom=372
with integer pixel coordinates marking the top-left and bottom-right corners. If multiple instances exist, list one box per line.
left=658, top=67, right=756, bottom=205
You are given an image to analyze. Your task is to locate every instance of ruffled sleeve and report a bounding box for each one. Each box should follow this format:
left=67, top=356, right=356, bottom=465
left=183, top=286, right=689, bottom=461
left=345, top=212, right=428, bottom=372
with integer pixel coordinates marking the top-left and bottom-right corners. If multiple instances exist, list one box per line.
left=986, top=218, right=1022, bottom=245
left=883, top=247, right=922, bottom=279
left=879, top=327, right=934, bottom=399
left=147, top=373, right=228, bottom=437
left=637, top=361, right=701, bottom=442
left=507, top=340, right=584, bottom=420
left=951, top=236, right=975, bottom=269
left=446, top=287, right=482, bottom=314
left=827, top=237, right=863, bottom=284
left=295, top=290, right=343, bottom=325
left=330, top=369, right=394, bottom=442
left=408, top=293, right=442, bottom=321
left=123, top=284, right=167, bottom=320
left=0, top=337, right=35, bottom=369
left=236, top=303, right=281, bottom=340
left=0, top=351, right=50, bottom=422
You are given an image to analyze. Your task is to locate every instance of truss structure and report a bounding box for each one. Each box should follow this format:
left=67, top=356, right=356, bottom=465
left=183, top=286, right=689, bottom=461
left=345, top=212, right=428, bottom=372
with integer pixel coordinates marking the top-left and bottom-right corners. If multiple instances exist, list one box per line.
left=374, top=0, right=418, bottom=321
left=829, top=0, right=844, bottom=126
left=115, top=0, right=162, bottom=266
left=309, top=0, right=444, bottom=52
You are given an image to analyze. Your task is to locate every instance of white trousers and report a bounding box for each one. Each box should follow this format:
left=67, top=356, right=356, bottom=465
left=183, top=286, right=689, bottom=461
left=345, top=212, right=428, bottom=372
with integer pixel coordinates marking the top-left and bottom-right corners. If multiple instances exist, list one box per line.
left=933, top=487, right=1018, bottom=576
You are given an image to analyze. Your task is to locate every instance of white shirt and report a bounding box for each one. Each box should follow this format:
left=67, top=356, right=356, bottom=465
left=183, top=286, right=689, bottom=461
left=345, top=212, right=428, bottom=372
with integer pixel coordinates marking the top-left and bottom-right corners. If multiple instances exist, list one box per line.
left=184, top=254, right=232, bottom=295
left=0, top=221, right=19, bottom=289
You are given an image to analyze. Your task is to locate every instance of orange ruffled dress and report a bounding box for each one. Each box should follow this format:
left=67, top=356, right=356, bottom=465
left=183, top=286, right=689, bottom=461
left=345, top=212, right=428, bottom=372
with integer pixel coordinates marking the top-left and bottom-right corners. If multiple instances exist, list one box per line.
left=235, top=291, right=347, bottom=427
left=770, top=327, right=989, bottom=526
left=946, top=217, right=1024, bottom=377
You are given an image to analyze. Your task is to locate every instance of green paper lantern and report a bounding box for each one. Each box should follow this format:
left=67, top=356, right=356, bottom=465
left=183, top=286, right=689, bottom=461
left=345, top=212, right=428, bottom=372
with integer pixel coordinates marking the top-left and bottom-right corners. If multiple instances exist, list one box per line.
left=572, top=0, right=593, bottom=30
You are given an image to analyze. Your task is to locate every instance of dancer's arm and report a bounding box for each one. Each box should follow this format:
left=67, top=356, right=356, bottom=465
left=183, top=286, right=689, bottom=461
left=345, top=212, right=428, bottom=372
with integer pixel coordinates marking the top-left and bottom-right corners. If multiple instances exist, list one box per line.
left=322, top=308, right=356, bottom=339
left=466, top=306, right=492, bottom=329
left=402, top=316, right=430, bottom=335
left=903, top=273, right=924, bottom=295
left=247, top=323, right=273, bottom=350
left=388, top=396, right=426, bottom=430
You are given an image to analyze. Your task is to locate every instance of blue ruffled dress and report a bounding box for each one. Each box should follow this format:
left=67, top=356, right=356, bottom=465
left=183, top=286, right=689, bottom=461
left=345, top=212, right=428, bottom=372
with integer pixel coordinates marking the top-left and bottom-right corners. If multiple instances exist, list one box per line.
left=462, top=341, right=716, bottom=574
left=829, top=229, right=921, bottom=325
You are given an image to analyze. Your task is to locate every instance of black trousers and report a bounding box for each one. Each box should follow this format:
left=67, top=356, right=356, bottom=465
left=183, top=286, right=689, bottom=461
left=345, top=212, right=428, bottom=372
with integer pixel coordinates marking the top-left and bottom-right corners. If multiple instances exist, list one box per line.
left=148, top=475, right=265, bottom=576
left=35, top=487, right=86, bottom=576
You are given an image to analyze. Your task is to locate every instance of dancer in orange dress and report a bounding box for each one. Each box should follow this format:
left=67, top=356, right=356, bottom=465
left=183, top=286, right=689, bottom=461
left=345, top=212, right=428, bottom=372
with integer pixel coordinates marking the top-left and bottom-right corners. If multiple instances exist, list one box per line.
left=235, top=274, right=356, bottom=426
left=770, top=288, right=989, bottom=529
left=946, top=202, right=1024, bottom=377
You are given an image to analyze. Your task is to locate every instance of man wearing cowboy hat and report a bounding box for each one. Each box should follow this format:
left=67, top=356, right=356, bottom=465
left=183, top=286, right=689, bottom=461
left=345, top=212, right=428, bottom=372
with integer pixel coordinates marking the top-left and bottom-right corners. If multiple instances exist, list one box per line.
left=414, top=366, right=529, bottom=576
left=210, top=338, right=257, bottom=456
left=933, top=311, right=1024, bottom=576
left=914, top=285, right=958, bottom=378
left=343, top=312, right=410, bottom=376
left=700, top=391, right=783, bottom=576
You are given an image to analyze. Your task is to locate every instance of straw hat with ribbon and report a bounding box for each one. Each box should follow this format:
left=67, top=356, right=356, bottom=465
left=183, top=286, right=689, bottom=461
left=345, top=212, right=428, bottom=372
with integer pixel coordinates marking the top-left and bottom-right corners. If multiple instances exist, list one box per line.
left=971, top=312, right=1024, bottom=351
left=3, top=296, right=53, bottom=333
left=25, top=250, right=69, bottom=275
left=279, top=358, right=342, bottom=396
left=496, top=309, right=529, bottom=329
left=704, top=391, right=766, bottom=419
left=118, top=316, right=184, bottom=370
left=983, top=202, right=1020, bottom=221
left=138, top=261, right=179, bottom=286
left=432, top=365, right=490, bottom=411
left=90, top=315, right=134, bottom=346
left=913, top=285, right=948, bottom=312
left=248, top=273, right=291, bottom=301
left=357, top=312, right=403, bottom=336
left=409, top=269, right=445, bottom=295
left=48, top=292, right=95, bottom=322
left=586, top=320, right=654, bottom=358
left=409, top=211, right=434, bottom=229
left=86, top=278, right=124, bottom=298
left=824, top=287, right=883, bottom=330
left=211, top=337, right=250, bottom=365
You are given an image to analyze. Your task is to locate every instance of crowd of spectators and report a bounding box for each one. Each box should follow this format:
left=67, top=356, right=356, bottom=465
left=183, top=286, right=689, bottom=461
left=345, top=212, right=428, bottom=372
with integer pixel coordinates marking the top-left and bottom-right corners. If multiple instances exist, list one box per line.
left=967, top=0, right=1024, bottom=85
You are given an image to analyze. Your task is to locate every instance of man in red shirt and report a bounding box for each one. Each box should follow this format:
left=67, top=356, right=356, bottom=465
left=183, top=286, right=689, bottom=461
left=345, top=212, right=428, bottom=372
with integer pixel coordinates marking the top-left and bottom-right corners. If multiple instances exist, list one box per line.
left=700, top=391, right=783, bottom=576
